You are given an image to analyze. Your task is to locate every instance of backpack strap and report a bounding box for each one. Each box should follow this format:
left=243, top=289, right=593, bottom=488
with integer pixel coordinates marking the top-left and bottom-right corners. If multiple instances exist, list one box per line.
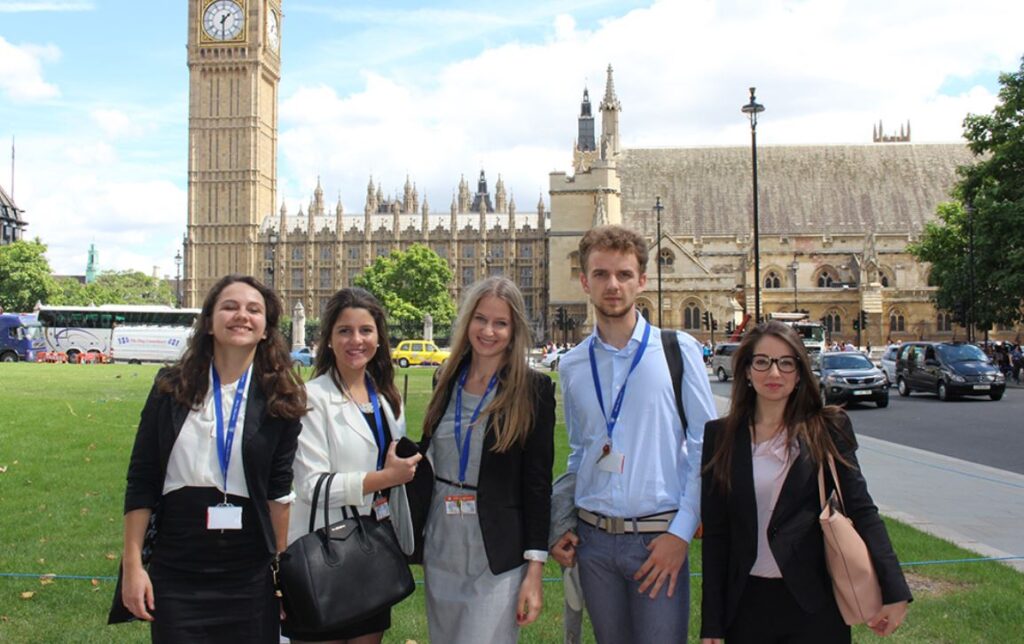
left=661, top=328, right=688, bottom=436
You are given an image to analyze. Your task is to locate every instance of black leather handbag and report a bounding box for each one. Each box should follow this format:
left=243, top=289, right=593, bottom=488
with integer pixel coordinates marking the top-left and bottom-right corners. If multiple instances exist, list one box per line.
left=278, top=473, right=415, bottom=633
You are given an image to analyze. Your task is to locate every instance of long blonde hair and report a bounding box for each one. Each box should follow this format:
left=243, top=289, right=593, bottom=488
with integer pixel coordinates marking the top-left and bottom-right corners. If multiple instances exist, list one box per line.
left=422, top=277, right=534, bottom=452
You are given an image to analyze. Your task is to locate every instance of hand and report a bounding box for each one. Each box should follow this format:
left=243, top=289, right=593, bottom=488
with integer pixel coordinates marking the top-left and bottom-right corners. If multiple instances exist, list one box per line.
left=121, top=562, right=155, bottom=621
left=551, top=530, right=578, bottom=568
left=382, top=440, right=422, bottom=486
left=633, top=533, right=688, bottom=599
left=867, top=600, right=908, bottom=636
left=516, top=562, right=544, bottom=626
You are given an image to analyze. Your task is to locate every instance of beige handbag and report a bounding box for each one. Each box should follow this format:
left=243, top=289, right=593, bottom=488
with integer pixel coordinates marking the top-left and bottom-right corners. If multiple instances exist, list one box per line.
left=818, top=454, right=883, bottom=625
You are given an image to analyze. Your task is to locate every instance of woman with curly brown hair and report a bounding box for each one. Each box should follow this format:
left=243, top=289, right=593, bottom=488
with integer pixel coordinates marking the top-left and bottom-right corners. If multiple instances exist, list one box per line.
left=700, top=321, right=910, bottom=643
left=114, top=274, right=306, bottom=642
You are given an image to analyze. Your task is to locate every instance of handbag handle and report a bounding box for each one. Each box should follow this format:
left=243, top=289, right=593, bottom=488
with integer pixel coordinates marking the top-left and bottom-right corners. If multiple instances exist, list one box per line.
left=308, top=472, right=333, bottom=534
left=318, top=473, right=366, bottom=535
left=817, top=453, right=847, bottom=514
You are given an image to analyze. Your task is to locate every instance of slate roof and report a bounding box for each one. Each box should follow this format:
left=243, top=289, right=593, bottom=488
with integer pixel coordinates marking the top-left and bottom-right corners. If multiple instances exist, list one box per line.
left=618, top=143, right=975, bottom=237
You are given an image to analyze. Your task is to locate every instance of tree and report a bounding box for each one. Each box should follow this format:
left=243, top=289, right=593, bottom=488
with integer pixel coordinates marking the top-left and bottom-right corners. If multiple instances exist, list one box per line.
left=910, top=57, right=1024, bottom=328
left=355, top=244, right=456, bottom=339
left=0, top=239, right=60, bottom=311
left=54, top=270, right=176, bottom=306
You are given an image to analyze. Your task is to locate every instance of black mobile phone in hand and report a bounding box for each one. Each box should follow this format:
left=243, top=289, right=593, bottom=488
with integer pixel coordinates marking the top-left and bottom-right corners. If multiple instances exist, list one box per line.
left=395, top=436, right=420, bottom=458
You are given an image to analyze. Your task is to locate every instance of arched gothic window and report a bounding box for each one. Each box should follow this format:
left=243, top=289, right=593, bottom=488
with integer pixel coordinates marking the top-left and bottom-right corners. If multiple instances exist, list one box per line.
left=889, top=309, right=906, bottom=332
left=936, top=312, right=952, bottom=333
left=683, top=302, right=702, bottom=330
left=763, top=271, right=782, bottom=289
left=824, top=310, right=842, bottom=334
left=569, top=251, right=581, bottom=279
left=816, top=269, right=838, bottom=288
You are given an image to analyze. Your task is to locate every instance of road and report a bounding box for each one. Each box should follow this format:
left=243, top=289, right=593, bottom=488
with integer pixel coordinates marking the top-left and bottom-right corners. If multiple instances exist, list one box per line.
left=707, top=378, right=1024, bottom=474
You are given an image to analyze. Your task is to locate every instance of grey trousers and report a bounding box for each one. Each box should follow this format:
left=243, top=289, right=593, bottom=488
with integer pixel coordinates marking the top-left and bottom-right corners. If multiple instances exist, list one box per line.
left=576, top=522, right=690, bottom=644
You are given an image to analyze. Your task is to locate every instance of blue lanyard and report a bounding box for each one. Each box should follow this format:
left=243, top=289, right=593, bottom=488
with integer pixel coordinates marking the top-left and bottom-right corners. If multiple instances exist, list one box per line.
left=364, top=374, right=387, bottom=470
left=212, top=364, right=249, bottom=495
left=588, top=321, right=651, bottom=447
left=453, top=368, right=499, bottom=484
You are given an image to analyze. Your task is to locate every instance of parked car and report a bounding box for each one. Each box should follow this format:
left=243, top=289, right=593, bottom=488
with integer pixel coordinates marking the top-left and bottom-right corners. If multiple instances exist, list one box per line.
left=816, top=351, right=889, bottom=408
left=895, top=341, right=1005, bottom=401
left=392, top=340, right=450, bottom=368
left=880, top=344, right=899, bottom=387
left=711, top=342, right=741, bottom=381
left=541, top=347, right=569, bottom=370
left=290, top=346, right=313, bottom=367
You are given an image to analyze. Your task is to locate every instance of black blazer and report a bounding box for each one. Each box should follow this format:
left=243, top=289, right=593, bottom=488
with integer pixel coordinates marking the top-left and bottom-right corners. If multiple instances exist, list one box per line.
left=406, top=365, right=556, bottom=575
left=123, top=373, right=302, bottom=556
left=699, top=412, right=912, bottom=639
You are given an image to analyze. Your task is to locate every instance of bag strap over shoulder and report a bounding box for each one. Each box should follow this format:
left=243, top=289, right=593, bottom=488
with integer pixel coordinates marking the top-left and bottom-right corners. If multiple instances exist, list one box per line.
left=817, top=453, right=847, bottom=514
left=661, top=328, right=688, bottom=436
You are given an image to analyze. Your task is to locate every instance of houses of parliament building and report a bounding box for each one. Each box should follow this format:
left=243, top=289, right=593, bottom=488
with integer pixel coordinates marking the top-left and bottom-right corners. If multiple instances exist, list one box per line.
left=182, top=0, right=1021, bottom=345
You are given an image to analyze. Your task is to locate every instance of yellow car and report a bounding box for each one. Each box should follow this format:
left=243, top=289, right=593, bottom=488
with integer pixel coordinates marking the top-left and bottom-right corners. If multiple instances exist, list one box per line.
left=392, top=340, right=451, bottom=368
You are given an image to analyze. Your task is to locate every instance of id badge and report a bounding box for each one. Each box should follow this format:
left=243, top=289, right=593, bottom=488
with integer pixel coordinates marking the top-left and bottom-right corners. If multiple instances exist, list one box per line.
left=459, top=495, right=477, bottom=515
left=598, top=450, right=625, bottom=474
left=445, top=495, right=462, bottom=515
left=373, top=496, right=391, bottom=521
left=207, top=504, right=243, bottom=530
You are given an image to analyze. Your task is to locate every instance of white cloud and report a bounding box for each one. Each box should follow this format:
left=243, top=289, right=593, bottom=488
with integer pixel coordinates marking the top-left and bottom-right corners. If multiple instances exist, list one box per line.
left=0, top=37, right=60, bottom=101
left=90, top=109, right=148, bottom=140
left=275, top=0, right=1024, bottom=216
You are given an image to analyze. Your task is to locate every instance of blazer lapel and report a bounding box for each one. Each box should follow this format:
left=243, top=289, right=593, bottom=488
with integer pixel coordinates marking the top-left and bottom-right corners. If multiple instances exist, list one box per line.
left=329, top=385, right=377, bottom=448
left=733, top=424, right=758, bottom=541
left=242, top=378, right=266, bottom=448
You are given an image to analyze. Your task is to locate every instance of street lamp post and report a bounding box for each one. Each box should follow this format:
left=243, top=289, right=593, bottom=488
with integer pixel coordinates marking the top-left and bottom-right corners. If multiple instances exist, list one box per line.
left=268, top=230, right=279, bottom=291
left=654, top=196, right=664, bottom=327
left=174, top=249, right=182, bottom=308
left=789, top=259, right=799, bottom=312
left=742, top=87, right=765, bottom=324
left=966, top=201, right=975, bottom=344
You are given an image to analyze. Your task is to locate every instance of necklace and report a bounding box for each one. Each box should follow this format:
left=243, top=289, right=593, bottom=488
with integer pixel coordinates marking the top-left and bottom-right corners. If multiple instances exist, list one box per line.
left=338, top=375, right=373, bottom=413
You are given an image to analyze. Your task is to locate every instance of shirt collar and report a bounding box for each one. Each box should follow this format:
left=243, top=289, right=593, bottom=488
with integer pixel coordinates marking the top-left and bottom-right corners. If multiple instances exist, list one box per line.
left=591, top=310, right=648, bottom=354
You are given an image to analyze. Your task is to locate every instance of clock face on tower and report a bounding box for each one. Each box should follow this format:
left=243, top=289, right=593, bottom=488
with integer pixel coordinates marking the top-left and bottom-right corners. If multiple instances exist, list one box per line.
left=267, top=10, right=280, bottom=52
left=203, top=0, right=245, bottom=42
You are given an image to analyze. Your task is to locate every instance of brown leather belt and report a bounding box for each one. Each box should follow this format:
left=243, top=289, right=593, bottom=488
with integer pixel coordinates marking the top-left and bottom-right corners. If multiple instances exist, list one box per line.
left=577, top=508, right=676, bottom=535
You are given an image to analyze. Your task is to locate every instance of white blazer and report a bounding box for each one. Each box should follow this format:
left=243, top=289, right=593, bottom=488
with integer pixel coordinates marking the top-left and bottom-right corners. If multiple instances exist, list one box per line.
left=287, top=372, right=413, bottom=552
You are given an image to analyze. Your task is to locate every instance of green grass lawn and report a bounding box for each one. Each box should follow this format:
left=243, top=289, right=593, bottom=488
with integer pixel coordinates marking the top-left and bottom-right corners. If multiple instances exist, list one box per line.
left=0, top=363, right=1021, bottom=642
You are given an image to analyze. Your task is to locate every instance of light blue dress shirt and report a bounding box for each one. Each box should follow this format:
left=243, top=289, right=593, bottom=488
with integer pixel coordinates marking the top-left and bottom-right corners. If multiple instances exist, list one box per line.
left=559, top=314, right=717, bottom=541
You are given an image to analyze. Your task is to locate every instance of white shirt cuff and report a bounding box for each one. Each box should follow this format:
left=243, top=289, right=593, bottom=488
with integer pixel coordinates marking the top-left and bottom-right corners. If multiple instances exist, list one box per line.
left=523, top=549, right=548, bottom=563
left=272, top=491, right=297, bottom=505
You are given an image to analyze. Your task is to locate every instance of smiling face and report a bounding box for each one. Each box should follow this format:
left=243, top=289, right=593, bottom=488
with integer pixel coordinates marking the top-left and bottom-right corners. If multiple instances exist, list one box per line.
left=330, top=307, right=379, bottom=377
left=209, top=281, right=267, bottom=350
left=748, top=335, right=800, bottom=403
left=468, top=294, right=513, bottom=362
left=580, top=248, right=647, bottom=320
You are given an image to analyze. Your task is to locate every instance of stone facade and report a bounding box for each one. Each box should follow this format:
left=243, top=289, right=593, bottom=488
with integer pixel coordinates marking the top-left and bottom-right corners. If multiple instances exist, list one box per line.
left=0, top=183, right=27, bottom=246
left=547, top=67, right=1023, bottom=346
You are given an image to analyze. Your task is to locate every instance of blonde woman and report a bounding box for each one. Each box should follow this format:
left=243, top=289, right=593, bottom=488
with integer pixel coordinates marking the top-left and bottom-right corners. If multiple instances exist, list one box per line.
left=412, top=277, right=556, bottom=643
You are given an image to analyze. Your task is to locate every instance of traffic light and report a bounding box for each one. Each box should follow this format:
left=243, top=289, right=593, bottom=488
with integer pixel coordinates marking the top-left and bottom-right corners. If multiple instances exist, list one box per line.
left=712, top=318, right=719, bottom=331
left=725, top=320, right=735, bottom=334
left=852, top=317, right=861, bottom=331
left=860, top=310, right=868, bottom=330
left=702, top=311, right=710, bottom=329
left=555, top=306, right=566, bottom=328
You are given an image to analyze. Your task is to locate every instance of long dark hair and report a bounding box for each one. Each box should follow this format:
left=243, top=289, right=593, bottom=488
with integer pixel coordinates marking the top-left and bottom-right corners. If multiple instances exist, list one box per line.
left=157, top=274, right=306, bottom=420
left=703, top=320, right=850, bottom=494
left=422, top=277, right=534, bottom=452
left=313, top=288, right=401, bottom=417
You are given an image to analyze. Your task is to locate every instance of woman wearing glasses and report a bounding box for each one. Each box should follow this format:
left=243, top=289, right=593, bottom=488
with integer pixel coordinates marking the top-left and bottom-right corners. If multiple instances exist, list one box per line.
left=699, top=321, right=911, bottom=643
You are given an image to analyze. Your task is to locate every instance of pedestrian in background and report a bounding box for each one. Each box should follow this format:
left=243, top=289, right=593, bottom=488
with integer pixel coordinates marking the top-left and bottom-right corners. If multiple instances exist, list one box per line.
left=114, top=274, right=306, bottom=642
left=284, top=287, right=421, bottom=643
left=700, top=321, right=911, bottom=643
left=412, top=276, right=556, bottom=643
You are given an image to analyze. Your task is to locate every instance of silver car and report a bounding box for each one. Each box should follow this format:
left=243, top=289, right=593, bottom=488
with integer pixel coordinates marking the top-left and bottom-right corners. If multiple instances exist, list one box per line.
left=880, top=345, right=899, bottom=387
left=712, top=342, right=741, bottom=381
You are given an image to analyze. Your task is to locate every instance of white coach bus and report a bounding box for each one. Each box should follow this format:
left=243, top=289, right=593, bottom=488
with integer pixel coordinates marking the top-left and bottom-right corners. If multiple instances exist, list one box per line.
left=36, top=305, right=200, bottom=363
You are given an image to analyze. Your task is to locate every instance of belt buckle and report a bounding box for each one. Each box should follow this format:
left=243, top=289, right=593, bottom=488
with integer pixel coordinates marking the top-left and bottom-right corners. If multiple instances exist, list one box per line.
left=606, top=516, right=625, bottom=534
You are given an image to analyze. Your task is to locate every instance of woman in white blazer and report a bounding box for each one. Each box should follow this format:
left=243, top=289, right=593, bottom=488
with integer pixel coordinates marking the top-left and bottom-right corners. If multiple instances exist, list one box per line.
left=284, top=288, right=422, bottom=644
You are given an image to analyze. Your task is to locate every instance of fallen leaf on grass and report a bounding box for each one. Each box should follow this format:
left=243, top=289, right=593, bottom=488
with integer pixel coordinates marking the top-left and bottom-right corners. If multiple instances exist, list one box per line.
left=65, top=402, right=77, bottom=416
left=1, top=615, right=9, bottom=622
left=91, top=579, right=100, bottom=589
left=39, top=575, right=55, bottom=586
left=80, top=507, right=90, bottom=516
left=20, top=592, right=34, bottom=600
left=0, top=465, right=7, bottom=473
left=105, top=553, right=117, bottom=560
left=37, top=558, right=45, bottom=564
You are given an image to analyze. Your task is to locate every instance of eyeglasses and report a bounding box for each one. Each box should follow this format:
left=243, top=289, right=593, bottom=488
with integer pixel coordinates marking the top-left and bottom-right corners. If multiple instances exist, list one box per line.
left=750, top=354, right=799, bottom=373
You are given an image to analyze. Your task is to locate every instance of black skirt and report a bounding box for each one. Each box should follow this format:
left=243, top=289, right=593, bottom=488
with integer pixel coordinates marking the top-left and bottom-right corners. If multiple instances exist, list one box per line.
left=147, top=487, right=278, bottom=643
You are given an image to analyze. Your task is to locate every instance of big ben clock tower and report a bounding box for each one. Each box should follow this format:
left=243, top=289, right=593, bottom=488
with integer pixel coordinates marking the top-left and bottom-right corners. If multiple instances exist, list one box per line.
left=184, top=0, right=282, bottom=305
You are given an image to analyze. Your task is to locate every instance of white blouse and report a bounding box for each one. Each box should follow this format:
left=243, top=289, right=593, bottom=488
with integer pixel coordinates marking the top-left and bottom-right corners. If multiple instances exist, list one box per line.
left=163, top=364, right=296, bottom=501
left=749, top=431, right=798, bottom=578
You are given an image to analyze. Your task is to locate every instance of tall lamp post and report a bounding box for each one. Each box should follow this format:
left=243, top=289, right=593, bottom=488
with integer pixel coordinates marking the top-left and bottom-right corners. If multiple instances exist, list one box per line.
left=268, top=230, right=279, bottom=291
left=174, top=249, right=182, bottom=308
left=964, top=201, right=977, bottom=344
left=654, top=196, right=664, bottom=327
left=742, top=87, right=765, bottom=323
left=789, top=258, right=799, bottom=312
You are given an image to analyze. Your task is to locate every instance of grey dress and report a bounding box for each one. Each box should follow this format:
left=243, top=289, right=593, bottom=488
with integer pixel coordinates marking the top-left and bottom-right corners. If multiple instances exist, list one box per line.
left=424, top=389, right=525, bottom=644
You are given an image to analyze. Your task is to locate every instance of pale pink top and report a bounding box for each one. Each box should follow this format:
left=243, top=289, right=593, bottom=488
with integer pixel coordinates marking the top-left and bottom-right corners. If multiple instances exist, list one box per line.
left=749, top=430, right=798, bottom=578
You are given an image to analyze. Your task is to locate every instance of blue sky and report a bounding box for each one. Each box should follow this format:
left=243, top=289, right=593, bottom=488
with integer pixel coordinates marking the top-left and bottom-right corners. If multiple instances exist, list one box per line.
left=1, top=0, right=1021, bottom=278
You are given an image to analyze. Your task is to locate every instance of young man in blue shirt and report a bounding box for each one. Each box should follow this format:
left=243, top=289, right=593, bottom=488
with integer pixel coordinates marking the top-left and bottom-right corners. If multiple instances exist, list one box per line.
left=551, top=224, right=717, bottom=643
